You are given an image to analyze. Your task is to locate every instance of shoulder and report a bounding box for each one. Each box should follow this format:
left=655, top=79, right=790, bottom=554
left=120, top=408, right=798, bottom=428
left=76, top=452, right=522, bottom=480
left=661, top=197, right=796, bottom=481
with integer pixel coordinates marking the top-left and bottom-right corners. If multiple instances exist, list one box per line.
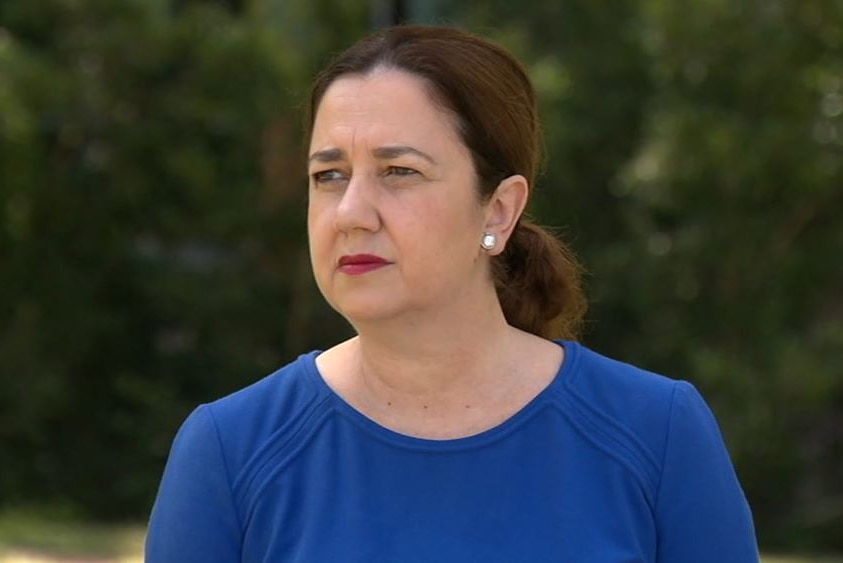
left=553, top=341, right=715, bottom=498
left=207, top=351, right=326, bottom=425
left=559, top=341, right=686, bottom=428
left=148, top=351, right=335, bottom=549
left=185, top=351, right=333, bottom=477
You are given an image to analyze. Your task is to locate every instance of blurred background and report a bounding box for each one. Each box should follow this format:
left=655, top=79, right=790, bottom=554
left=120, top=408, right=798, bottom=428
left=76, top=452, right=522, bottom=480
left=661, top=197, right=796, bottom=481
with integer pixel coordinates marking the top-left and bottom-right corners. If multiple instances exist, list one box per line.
left=0, top=0, right=841, bottom=559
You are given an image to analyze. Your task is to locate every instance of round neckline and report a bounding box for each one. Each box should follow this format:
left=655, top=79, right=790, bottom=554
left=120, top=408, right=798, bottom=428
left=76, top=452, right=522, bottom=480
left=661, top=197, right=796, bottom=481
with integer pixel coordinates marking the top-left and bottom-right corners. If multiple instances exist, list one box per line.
left=300, top=339, right=580, bottom=451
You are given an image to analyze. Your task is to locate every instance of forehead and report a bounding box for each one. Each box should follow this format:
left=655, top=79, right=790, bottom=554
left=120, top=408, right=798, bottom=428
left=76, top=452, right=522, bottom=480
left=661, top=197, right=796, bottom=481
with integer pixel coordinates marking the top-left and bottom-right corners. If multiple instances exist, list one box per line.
left=310, top=69, right=465, bottom=153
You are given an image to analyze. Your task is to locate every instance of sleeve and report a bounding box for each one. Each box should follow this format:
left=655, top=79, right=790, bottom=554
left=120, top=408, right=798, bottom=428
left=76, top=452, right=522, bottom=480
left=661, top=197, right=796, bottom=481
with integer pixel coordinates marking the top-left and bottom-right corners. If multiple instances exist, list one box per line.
left=655, top=381, right=760, bottom=562
left=145, top=405, right=242, bottom=562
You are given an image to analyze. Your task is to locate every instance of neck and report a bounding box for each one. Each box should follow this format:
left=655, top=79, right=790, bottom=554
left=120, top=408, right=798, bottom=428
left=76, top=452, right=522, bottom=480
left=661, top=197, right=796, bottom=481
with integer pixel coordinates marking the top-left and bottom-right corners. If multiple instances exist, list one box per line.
left=349, top=287, right=514, bottom=402
left=316, top=284, right=564, bottom=440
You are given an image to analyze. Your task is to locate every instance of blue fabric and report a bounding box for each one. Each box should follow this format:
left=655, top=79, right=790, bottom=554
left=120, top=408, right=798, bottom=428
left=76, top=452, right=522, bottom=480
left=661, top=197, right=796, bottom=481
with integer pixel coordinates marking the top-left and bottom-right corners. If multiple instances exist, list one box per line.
left=146, top=341, right=759, bottom=562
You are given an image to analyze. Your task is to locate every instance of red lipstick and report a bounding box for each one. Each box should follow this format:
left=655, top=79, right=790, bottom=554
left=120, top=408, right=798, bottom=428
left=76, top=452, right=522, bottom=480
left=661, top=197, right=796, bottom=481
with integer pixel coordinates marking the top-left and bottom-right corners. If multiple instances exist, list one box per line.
left=337, top=254, right=391, bottom=275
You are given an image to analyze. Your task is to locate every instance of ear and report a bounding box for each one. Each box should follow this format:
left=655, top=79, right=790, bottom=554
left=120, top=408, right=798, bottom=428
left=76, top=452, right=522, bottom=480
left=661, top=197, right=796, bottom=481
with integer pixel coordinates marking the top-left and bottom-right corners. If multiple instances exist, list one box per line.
left=483, top=174, right=529, bottom=256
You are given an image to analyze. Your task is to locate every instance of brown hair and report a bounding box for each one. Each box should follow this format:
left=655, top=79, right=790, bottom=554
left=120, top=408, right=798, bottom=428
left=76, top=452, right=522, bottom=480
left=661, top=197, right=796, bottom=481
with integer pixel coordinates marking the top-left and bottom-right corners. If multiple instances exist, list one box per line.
left=306, top=25, right=587, bottom=340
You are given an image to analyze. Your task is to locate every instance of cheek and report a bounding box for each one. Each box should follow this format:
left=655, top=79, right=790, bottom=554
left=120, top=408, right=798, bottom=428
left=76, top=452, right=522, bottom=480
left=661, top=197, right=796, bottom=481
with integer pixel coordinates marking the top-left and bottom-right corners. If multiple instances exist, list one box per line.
left=307, top=205, right=334, bottom=269
left=307, top=195, right=332, bottom=239
left=428, top=196, right=483, bottom=243
left=396, top=200, right=482, bottom=268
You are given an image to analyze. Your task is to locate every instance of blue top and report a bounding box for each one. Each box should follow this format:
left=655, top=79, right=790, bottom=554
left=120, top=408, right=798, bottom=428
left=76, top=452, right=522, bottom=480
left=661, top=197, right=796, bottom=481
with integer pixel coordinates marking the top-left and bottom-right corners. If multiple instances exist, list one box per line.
left=146, top=341, right=759, bottom=562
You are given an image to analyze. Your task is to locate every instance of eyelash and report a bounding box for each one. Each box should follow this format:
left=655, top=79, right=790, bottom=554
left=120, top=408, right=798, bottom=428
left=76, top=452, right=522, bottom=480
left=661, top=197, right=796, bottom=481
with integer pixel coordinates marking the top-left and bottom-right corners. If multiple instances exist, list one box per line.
left=310, top=166, right=419, bottom=185
left=387, top=166, right=418, bottom=177
left=311, top=170, right=346, bottom=184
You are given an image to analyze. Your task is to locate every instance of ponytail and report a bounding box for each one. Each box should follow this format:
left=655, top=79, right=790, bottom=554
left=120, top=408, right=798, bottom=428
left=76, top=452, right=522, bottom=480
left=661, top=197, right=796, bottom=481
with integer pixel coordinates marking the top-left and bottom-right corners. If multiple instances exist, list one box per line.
left=492, top=220, right=587, bottom=340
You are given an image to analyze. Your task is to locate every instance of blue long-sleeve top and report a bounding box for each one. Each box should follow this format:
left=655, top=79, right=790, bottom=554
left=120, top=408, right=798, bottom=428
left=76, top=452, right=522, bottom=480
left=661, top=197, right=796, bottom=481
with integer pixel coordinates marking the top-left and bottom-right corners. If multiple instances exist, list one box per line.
left=146, top=340, right=759, bottom=562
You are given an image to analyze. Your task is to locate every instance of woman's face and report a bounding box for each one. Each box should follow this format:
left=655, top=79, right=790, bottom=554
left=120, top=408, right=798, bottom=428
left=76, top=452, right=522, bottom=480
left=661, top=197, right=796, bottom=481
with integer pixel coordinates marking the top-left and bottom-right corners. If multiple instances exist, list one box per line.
left=307, top=68, right=493, bottom=325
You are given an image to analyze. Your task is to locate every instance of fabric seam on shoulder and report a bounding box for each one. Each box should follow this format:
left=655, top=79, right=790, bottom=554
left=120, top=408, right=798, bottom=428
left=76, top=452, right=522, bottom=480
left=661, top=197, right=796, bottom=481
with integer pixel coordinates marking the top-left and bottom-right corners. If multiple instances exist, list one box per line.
left=653, top=380, right=681, bottom=511
left=561, top=382, right=662, bottom=472
left=234, top=392, right=337, bottom=525
left=229, top=358, right=327, bottom=496
left=203, top=404, right=246, bottom=536
left=551, top=388, right=660, bottom=507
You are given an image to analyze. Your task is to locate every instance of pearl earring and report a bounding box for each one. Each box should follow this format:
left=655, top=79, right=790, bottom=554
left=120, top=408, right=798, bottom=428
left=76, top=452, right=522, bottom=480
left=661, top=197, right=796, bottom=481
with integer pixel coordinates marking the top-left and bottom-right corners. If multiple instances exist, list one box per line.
left=481, top=233, right=497, bottom=250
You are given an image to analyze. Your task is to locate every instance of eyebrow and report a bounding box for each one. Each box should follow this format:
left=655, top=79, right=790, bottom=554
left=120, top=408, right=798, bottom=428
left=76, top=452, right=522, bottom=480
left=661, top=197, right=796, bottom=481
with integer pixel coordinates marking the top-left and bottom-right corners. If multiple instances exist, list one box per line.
left=308, top=145, right=437, bottom=165
left=308, top=148, right=344, bottom=164
left=372, top=145, right=437, bottom=164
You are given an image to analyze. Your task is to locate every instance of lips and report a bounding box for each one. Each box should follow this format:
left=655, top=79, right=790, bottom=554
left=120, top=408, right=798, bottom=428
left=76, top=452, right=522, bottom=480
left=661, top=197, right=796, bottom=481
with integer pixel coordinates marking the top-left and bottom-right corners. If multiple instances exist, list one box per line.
left=337, top=254, right=392, bottom=275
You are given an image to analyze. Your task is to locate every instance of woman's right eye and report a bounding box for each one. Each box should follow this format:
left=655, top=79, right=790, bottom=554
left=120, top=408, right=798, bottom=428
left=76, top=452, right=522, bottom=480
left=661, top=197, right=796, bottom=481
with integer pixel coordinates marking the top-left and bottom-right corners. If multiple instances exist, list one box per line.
left=311, top=169, right=347, bottom=184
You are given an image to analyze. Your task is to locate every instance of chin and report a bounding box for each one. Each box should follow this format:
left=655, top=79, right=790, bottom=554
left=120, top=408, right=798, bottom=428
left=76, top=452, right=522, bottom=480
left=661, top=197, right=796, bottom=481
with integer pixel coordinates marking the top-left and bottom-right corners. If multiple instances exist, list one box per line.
left=321, top=290, right=404, bottom=324
left=334, top=304, right=405, bottom=327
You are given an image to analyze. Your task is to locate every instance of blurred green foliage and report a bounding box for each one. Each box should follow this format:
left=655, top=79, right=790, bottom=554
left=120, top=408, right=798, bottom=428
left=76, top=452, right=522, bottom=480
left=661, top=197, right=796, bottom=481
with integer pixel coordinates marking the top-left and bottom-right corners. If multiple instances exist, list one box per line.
left=0, top=0, right=841, bottom=553
left=0, top=0, right=314, bottom=517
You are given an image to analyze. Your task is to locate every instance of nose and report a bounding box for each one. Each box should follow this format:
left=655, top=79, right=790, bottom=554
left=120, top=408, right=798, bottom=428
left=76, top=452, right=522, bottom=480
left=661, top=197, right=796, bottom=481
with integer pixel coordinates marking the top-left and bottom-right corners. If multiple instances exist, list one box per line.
left=333, top=172, right=381, bottom=234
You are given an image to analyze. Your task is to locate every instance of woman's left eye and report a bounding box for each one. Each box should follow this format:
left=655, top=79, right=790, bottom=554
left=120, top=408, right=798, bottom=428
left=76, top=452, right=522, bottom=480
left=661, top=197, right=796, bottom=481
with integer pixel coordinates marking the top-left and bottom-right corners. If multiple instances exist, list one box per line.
left=386, top=166, right=418, bottom=177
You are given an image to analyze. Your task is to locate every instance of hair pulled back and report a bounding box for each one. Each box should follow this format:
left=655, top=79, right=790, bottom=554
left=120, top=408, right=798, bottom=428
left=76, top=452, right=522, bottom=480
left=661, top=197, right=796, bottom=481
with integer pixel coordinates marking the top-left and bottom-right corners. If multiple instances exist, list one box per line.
left=307, top=25, right=587, bottom=340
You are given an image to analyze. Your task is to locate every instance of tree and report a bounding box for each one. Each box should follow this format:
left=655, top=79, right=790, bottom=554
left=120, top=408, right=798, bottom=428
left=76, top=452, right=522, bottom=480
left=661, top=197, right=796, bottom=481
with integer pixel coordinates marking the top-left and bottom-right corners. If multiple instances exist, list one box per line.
left=0, top=0, right=308, bottom=516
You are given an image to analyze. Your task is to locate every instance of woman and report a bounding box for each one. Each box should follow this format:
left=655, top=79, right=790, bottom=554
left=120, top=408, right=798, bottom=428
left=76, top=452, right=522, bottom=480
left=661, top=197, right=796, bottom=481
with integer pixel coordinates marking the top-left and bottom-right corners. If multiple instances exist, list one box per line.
left=146, top=25, right=759, bottom=562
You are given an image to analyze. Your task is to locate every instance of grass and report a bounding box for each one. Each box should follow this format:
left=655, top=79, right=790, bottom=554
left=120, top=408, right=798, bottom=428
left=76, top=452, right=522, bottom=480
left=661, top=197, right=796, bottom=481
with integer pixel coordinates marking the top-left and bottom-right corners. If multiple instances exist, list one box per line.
left=0, top=511, right=143, bottom=562
left=0, top=511, right=841, bottom=563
